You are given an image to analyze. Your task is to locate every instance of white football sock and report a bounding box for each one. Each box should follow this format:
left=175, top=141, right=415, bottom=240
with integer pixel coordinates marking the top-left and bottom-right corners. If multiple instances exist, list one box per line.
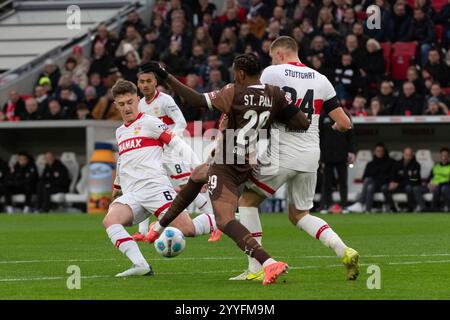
left=262, top=258, right=277, bottom=268
left=138, top=218, right=149, bottom=235
left=192, top=213, right=217, bottom=236
left=194, top=193, right=212, bottom=215
left=296, top=214, right=347, bottom=258
left=106, top=224, right=148, bottom=267
left=239, top=207, right=263, bottom=273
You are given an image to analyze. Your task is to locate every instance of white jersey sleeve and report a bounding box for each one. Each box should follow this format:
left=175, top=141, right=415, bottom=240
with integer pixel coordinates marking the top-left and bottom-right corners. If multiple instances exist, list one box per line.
left=142, top=115, right=170, bottom=139
left=162, top=95, right=186, bottom=135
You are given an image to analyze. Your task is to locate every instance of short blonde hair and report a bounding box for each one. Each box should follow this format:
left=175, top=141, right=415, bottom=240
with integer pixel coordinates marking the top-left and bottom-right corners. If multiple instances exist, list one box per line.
left=366, top=38, right=381, bottom=51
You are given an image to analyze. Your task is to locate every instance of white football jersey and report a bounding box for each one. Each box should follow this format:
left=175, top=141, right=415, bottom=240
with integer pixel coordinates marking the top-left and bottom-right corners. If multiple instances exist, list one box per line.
left=260, top=62, right=338, bottom=172
left=138, top=91, right=186, bottom=135
left=139, top=91, right=188, bottom=166
left=114, top=113, right=171, bottom=194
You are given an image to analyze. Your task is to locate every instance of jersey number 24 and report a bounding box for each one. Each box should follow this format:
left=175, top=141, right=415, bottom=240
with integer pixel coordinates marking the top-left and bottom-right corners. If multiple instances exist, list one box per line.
left=283, top=86, right=314, bottom=122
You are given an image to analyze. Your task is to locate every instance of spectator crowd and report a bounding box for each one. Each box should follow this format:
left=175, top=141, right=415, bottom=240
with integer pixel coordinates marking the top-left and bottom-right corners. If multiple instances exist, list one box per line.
left=2, top=0, right=450, bottom=123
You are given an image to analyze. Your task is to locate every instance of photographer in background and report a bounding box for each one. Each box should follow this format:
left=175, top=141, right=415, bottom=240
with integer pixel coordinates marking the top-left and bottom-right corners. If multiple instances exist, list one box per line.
left=35, top=152, right=70, bottom=213
left=319, top=110, right=356, bottom=214
left=4, top=152, right=38, bottom=214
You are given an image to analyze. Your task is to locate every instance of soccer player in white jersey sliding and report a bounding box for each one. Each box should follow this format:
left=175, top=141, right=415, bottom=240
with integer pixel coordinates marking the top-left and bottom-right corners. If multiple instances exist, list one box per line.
left=103, top=80, right=218, bottom=277
left=130, top=65, right=220, bottom=242
left=231, top=36, right=360, bottom=281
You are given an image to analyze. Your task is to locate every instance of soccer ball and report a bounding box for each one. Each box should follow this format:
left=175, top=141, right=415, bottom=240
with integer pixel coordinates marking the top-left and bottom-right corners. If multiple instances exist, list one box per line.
left=154, top=227, right=186, bottom=257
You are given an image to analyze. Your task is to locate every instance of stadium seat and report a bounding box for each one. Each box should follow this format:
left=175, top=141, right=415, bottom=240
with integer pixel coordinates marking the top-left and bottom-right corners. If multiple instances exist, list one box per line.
left=392, top=193, right=408, bottom=203
left=442, top=87, right=450, bottom=96
left=389, top=150, right=403, bottom=161
left=347, top=151, right=373, bottom=203
left=35, top=154, right=46, bottom=176
left=353, top=150, right=373, bottom=181
left=65, top=165, right=89, bottom=204
left=415, top=149, right=434, bottom=180
left=392, top=42, right=417, bottom=81
left=12, top=194, right=25, bottom=204
left=347, top=193, right=358, bottom=202
left=435, top=25, right=444, bottom=44
left=424, top=193, right=433, bottom=202
left=202, top=120, right=217, bottom=132
left=60, top=152, right=80, bottom=195
left=380, top=42, right=392, bottom=75
left=8, top=154, right=17, bottom=170
left=185, top=121, right=197, bottom=137
left=431, top=0, right=447, bottom=13
left=373, top=193, right=385, bottom=202
left=356, top=11, right=367, bottom=21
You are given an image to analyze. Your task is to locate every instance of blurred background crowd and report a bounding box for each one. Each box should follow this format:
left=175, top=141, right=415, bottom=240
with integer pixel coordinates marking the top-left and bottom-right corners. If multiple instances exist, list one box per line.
left=2, top=0, right=450, bottom=124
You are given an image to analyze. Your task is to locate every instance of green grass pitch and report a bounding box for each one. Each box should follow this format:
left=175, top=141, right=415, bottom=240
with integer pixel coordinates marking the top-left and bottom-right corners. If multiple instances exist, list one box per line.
left=0, top=213, right=449, bottom=300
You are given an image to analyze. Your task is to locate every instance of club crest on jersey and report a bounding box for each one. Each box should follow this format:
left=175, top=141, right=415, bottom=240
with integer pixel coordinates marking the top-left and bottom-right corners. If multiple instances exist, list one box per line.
left=134, top=125, right=141, bottom=135
left=153, top=106, right=160, bottom=115
left=285, top=92, right=293, bottom=103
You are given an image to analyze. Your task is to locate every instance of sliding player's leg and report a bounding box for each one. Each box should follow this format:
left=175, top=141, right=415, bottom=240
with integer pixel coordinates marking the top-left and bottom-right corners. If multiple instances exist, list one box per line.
left=103, top=195, right=152, bottom=277
left=147, top=163, right=210, bottom=241
left=231, top=167, right=291, bottom=281
left=288, top=172, right=360, bottom=280
left=178, top=172, right=221, bottom=242
left=168, top=210, right=217, bottom=237
left=209, top=166, right=288, bottom=285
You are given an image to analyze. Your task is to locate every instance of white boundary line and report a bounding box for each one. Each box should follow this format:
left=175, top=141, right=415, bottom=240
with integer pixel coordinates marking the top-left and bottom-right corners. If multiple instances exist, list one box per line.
left=1, top=253, right=449, bottom=264
left=1, top=259, right=450, bottom=282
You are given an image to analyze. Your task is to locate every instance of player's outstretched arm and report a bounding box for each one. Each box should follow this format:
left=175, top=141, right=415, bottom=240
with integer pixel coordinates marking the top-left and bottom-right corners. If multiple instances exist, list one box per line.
left=142, top=61, right=207, bottom=108
left=159, top=131, right=201, bottom=166
left=329, top=107, right=353, bottom=132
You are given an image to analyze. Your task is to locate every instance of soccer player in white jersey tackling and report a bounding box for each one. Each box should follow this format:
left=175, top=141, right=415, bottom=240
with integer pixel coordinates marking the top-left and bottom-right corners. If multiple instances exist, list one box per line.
left=103, top=80, right=218, bottom=277
left=130, top=65, right=218, bottom=242
left=231, top=36, right=360, bottom=281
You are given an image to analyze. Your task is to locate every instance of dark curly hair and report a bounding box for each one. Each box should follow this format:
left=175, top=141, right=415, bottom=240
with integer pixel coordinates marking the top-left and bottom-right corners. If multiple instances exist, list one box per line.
left=233, top=53, right=261, bottom=76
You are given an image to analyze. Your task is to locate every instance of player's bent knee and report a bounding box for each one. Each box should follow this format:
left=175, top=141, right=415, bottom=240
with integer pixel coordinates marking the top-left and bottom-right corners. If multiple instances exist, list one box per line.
left=239, top=188, right=264, bottom=207
left=288, top=206, right=309, bottom=225
left=103, top=203, right=133, bottom=228
left=177, top=224, right=196, bottom=237
left=171, top=212, right=196, bottom=237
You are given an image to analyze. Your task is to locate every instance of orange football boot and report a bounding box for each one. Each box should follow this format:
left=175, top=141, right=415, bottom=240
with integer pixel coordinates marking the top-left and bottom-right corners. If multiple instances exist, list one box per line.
left=262, top=261, right=288, bottom=285
left=207, top=229, right=223, bottom=242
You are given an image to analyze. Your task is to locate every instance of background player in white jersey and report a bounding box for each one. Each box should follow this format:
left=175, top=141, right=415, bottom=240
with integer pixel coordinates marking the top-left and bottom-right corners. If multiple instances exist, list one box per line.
left=232, top=36, right=360, bottom=281
left=103, top=80, right=218, bottom=277
left=133, top=66, right=217, bottom=241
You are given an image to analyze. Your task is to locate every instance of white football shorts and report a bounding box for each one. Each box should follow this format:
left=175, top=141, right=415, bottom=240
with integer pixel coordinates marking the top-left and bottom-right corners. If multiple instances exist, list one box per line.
left=246, top=166, right=317, bottom=211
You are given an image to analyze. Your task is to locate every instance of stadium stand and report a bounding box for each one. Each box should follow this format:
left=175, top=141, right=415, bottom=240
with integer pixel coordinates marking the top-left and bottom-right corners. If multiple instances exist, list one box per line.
left=0, top=0, right=449, bottom=213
